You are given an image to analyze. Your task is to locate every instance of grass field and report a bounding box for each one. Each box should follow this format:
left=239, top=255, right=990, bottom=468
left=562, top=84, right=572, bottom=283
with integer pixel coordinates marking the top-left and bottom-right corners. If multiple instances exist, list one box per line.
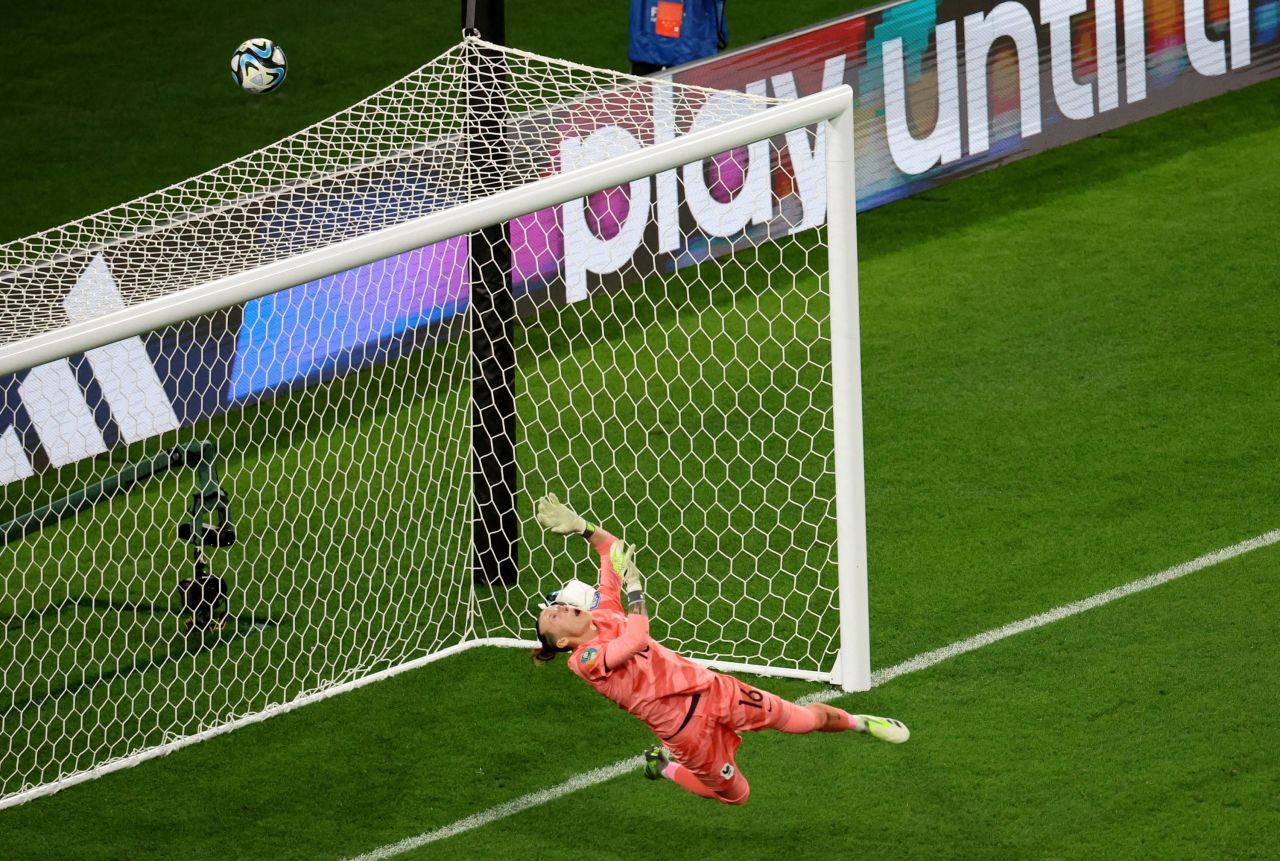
left=3, top=1, right=1280, bottom=859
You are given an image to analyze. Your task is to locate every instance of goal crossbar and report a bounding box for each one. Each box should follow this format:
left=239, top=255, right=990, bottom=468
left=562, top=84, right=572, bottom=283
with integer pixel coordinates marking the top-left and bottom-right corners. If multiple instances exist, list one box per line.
left=0, top=87, right=852, bottom=380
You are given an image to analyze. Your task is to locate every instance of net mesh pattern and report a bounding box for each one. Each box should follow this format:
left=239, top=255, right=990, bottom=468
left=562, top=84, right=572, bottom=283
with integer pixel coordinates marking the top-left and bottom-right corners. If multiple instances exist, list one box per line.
left=0, top=39, right=780, bottom=349
left=0, top=38, right=844, bottom=806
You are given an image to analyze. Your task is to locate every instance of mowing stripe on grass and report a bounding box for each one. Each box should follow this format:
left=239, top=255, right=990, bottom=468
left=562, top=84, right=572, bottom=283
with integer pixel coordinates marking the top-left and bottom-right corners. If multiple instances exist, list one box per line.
left=340, top=528, right=1280, bottom=861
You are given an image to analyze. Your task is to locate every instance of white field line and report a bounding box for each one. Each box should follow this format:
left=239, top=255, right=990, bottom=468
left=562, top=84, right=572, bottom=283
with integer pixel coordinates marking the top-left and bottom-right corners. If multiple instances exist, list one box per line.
left=341, top=528, right=1280, bottom=861
left=813, top=526, right=1280, bottom=697
left=344, top=758, right=644, bottom=861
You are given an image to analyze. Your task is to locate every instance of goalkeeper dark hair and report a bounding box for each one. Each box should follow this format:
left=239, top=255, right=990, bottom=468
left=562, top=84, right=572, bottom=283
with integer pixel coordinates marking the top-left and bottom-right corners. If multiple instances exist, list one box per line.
left=531, top=621, right=572, bottom=664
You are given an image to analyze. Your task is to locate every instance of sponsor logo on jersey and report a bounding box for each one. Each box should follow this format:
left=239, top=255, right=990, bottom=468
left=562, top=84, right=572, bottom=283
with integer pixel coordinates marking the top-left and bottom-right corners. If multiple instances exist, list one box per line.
left=720, top=762, right=735, bottom=780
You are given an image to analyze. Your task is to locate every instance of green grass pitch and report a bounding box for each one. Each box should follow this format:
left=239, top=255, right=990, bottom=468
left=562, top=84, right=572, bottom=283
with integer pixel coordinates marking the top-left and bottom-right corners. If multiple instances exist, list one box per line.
left=2, top=1, right=1280, bottom=859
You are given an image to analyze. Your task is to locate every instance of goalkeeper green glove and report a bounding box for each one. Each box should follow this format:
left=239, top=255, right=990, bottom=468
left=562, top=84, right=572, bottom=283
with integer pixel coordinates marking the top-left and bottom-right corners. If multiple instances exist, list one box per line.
left=534, top=493, right=593, bottom=537
left=611, top=540, right=644, bottom=607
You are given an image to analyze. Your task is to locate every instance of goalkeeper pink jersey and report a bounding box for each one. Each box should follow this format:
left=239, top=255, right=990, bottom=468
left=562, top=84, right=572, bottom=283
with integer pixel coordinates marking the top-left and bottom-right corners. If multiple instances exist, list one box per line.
left=567, top=542, right=717, bottom=738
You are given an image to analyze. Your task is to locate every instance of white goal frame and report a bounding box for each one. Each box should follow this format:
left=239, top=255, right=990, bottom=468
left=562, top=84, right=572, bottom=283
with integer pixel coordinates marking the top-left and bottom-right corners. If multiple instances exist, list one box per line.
left=0, top=83, right=866, bottom=809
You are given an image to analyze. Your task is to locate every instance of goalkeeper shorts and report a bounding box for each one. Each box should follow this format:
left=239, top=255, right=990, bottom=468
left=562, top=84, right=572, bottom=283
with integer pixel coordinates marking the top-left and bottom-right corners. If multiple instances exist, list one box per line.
left=663, top=673, right=787, bottom=800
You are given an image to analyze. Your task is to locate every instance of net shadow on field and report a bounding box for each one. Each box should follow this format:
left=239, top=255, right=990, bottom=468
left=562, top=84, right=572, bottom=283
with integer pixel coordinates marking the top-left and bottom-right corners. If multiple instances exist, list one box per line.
left=0, top=597, right=282, bottom=718
left=0, top=310, right=474, bottom=798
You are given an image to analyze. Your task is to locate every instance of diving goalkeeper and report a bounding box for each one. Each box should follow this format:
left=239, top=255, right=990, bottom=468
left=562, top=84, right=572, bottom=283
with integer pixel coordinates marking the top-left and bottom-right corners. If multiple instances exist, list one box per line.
left=532, top=494, right=908, bottom=805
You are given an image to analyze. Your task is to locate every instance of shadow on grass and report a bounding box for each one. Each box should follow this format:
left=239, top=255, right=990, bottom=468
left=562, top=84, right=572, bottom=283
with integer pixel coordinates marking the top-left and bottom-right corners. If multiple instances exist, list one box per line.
left=1, top=596, right=283, bottom=719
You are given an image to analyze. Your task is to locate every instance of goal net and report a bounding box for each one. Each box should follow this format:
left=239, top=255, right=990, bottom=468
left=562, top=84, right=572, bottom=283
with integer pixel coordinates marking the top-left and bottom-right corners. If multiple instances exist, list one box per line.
left=0, top=38, right=864, bottom=808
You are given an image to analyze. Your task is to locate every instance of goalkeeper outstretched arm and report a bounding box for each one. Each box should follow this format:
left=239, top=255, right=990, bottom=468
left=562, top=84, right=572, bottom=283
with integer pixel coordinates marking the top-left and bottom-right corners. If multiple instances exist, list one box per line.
left=534, top=493, right=647, bottom=617
left=536, top=493, right=621, bottom=607
left=601, top=537, right=649, bottom=667
left=534, top=492, right=616, bottom=554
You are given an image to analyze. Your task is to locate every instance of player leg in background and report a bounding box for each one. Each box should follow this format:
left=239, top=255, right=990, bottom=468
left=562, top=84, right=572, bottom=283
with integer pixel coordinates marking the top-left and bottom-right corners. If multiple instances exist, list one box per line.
left=645, top=738, right=751, bottom=805
left=646, top=711, right=753, bottom=804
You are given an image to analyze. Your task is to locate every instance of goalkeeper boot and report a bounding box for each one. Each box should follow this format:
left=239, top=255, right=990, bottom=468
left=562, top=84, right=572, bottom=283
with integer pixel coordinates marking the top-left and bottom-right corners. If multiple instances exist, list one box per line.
left=643, top=745, right=672, bottom=780
left=858, top=715, right=910, bottom=744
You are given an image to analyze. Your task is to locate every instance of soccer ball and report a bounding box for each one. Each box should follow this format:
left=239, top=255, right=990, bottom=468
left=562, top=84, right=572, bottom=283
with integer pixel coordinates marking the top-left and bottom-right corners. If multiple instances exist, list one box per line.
left=547, top=578, right=597, bottom=611
left=231, top=38, right=287, bottom=94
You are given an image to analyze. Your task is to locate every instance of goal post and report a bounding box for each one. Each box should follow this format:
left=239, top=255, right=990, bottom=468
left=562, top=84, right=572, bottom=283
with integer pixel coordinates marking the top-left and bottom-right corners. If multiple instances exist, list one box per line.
left=825, top=99, right=872, bottom=693
left=0, top=40, right=866, bottom=810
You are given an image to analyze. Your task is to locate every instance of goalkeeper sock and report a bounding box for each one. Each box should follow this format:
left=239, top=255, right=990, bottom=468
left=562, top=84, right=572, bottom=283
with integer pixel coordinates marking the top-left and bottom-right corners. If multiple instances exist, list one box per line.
left=811, top=705, right=866, bottom=732
left=662, top=762, right=719, bottom=799
left=810, top=704, right=866, bottom=733
left=767, top=701, right=861, bottom=734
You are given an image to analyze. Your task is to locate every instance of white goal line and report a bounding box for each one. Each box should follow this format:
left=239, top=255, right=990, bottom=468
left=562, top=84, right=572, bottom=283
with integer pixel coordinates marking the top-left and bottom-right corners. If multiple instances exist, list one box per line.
left=341, top=526, right=1280, bottom=861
